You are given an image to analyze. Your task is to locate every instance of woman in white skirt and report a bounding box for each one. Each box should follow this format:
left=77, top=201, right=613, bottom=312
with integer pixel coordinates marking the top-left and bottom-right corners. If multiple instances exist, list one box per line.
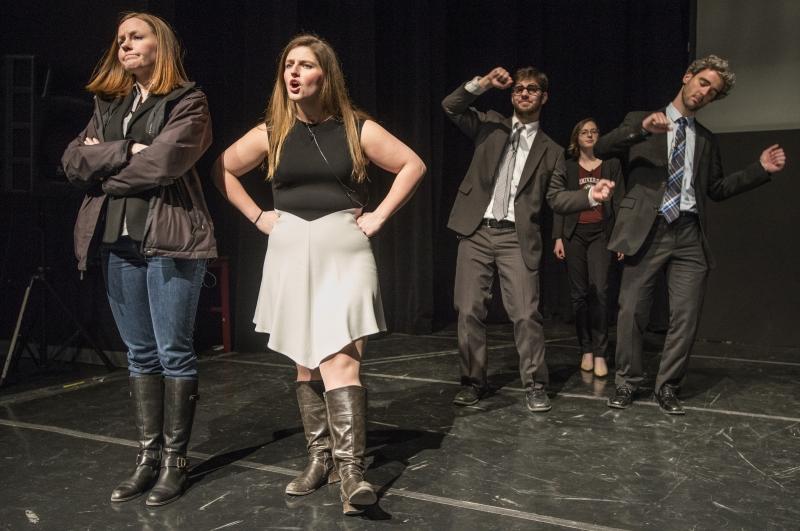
left=213, top=34, right=425, bottom=514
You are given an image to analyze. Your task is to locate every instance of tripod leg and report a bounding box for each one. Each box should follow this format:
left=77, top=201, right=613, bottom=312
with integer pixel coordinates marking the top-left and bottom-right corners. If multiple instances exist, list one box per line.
left=1, top=277, right=35, bottom=387
left=39, top=276, right=116, bottom=372
left=53, top=330, right=82, bottom=362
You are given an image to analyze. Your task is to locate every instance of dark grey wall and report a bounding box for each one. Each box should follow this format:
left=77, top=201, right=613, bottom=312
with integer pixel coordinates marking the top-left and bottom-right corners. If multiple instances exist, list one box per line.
left=699, top=129, right=800, bottom=346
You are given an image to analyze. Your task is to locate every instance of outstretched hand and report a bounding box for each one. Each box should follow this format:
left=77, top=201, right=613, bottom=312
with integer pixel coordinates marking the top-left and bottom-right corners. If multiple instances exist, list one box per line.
left=479, top=67, right=513, bottom=91
left=590, top=179, right=615, bottom=202
left=760, top=144, right=786, bottom=173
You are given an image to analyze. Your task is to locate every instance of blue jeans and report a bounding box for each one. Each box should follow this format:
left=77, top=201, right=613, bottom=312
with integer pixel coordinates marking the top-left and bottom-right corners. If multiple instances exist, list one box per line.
left=102, top=238, right=206, bottom=378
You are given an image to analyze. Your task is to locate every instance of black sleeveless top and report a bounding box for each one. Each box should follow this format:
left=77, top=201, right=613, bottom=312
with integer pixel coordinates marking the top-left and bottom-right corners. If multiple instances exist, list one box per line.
left=272, top=119, right=367, bottom=221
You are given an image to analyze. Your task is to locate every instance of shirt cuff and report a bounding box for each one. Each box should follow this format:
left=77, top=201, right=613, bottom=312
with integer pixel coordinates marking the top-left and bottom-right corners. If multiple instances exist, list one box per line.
left=587, top=188, right=600, bottom=207
left=465, top=76, right=488, bottom=95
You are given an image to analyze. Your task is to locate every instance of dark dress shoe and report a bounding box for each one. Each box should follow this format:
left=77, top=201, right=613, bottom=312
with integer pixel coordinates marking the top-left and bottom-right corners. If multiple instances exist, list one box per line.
left=453, top=385, right=486, bottom=406
left=607, top=386, right=634, bottom=409
left=655, top=387, right=685, bottom=415
left=524, top=388, right=551, bottom=412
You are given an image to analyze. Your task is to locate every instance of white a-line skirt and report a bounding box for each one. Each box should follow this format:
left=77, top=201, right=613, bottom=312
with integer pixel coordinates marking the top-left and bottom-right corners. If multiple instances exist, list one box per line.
left=253, top=209, right=387, bottom=368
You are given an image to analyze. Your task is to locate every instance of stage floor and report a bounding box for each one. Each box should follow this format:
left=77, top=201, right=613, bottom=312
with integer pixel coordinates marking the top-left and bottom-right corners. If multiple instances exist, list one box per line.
left=1, top=323, right=798, bottom=530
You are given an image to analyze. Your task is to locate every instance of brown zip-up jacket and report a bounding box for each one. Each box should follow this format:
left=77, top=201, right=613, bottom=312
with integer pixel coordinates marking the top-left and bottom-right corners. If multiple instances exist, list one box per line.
left=61, top=83, right=217, bottom=271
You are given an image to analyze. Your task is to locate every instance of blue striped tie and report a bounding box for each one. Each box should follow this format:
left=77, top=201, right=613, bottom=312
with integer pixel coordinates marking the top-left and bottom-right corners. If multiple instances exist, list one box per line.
left=660, top=117, right=688, bottom=223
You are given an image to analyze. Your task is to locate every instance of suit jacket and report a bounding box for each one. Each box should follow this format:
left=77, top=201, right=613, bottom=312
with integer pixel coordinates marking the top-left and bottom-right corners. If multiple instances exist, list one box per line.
left=594, top=110, right=771, bottom=267
left=552, top=157, right=625, bottom=240
left=443, top=84, right=590, bottom=270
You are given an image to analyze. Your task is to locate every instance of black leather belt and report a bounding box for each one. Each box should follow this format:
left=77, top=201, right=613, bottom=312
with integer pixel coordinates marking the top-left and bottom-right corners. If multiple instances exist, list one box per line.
left=657, top=211, right=698, bottom=226
left=482, top=218, right=515, bottom=229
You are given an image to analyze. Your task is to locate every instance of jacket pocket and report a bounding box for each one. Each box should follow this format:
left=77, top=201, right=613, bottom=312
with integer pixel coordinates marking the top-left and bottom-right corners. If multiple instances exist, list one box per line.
left=619, top=196, right=636, bottom=209
left=172, top=180, right=202, bottom=233
left=458, top=182, right=472, bottom=195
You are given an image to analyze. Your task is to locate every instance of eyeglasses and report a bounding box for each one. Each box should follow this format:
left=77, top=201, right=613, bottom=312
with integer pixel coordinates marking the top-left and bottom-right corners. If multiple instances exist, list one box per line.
left=512, top=84, right=543, bottom=95
left=579, top=129, right=600, bottom=137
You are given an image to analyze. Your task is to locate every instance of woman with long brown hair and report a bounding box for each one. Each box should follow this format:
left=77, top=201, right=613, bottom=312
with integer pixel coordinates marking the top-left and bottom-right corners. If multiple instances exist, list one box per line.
left=213, top=34, right=425, bottom=514
left=62, top=12, right=216, bottom=506
left=553, top=118, right=624, bottom=377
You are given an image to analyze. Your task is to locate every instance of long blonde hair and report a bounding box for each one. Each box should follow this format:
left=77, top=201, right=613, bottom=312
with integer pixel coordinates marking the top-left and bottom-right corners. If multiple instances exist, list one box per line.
left=265, top=34, right=369, bottom=182
left=86, top=12, right=188, bottom=99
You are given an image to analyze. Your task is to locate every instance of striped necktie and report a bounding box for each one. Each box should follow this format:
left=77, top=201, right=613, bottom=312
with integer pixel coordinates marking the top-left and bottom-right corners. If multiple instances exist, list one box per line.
left=492, top=123, right=522, bottom=221
left=660, top=117, right=688, bottom=223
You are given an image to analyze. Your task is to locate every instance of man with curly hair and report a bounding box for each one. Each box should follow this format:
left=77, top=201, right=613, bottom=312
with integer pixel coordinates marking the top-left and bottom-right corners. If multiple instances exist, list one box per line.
left=596, top=55, right=787, bottom=414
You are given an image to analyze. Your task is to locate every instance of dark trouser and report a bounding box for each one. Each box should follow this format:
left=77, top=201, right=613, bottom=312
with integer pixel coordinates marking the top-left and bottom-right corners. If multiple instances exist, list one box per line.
left=614, top=215, right=708, bottom=393
left=454, top=225, right=546, bottom=390
left=563, top=222, right=611, bottom=357
left=102, top=237, right=206, bottom=378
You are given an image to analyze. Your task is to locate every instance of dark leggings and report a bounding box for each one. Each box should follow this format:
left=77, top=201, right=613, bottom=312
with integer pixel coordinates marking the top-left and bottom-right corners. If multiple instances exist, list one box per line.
left=563, top=223, right=611, bottom=357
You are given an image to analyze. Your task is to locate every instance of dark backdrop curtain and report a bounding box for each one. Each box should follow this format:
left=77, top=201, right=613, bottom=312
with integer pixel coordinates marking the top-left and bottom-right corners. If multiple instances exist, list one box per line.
left=0, top=0, right=692, bottom=352
left=171, top=0, right=693, bottom=351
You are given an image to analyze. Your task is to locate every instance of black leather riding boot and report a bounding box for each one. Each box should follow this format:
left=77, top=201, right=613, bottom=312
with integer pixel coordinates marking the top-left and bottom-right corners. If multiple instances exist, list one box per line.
left=110, top=374, right=163, bottom=502
left=145, top=377, right=198, bottom=506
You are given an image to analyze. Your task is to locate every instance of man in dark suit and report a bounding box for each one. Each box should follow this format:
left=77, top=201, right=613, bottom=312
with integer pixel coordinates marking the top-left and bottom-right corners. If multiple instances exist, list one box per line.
left=595, top=55, right=787, bottom=414
left=443, top=66, right=615, bottom=412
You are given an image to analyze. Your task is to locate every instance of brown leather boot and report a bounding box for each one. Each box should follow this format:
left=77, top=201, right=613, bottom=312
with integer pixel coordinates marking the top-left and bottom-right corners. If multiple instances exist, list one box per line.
left=110, top=374, right=163, bottom=502
left=285, top=380, right=339, bottom=495
left=325, top=385, right=376, bottom=515
left=145, top=377, right=198, bottom=506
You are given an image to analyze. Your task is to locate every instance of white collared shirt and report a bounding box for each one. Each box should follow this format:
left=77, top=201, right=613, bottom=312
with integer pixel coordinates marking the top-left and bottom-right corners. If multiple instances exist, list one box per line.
left=665, top=103, right=697, bottom=213
left=465, top=77, right=598, bottom=216
left=482, top=116, right=539, bottom=222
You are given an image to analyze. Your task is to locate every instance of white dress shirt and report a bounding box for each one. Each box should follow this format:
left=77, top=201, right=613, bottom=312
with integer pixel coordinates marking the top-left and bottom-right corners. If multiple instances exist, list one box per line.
left=465, top=77, right=598, bottom=217
left=665, top=103, right=697, bottom=213
left=482, top=117, right=539, bottom=222
left=465, top=77, right=539, bottom=222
